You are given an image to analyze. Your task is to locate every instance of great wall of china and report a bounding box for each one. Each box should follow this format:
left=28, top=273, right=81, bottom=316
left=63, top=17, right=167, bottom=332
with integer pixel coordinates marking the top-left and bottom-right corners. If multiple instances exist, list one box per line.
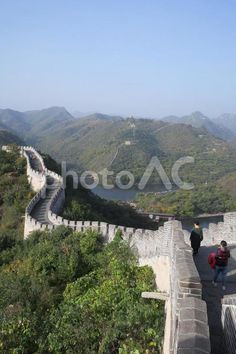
left=21, top=146, right=236, bottom=354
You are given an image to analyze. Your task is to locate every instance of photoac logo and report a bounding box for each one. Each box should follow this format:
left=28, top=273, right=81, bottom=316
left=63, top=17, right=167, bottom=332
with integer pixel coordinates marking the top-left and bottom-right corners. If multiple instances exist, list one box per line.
left=59, top=155, right=195, bottom=191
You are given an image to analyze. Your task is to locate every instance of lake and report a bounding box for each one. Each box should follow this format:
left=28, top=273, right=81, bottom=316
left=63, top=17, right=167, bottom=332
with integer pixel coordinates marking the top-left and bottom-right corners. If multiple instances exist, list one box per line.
left=92, top=184, right=173, bottom=201
left=92, top=185, right=224, bottom=230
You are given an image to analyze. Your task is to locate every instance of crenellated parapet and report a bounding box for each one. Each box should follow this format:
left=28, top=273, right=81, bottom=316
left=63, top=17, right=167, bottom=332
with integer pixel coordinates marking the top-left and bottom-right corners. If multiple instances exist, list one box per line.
left=183, top=212, right=236, bottom=246
left=21, top=146, right=211, bottom=353
left=22, top=146, right=64, bottom=236
left=21, top=146, right=46, bottom=193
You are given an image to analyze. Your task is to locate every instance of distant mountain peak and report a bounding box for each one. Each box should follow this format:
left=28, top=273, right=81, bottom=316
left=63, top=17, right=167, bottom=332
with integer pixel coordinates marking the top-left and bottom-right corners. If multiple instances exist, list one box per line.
left=42, top=106, right=68, bottom=113
left=161, top=111, right=234, bottom=140
left=25, top=106, right=71, bottom=115
left=213, top=113, right=236, bottom=138
left=191, top=111, right=208, bottom=119
left=82, top=113, right=123, bottom=122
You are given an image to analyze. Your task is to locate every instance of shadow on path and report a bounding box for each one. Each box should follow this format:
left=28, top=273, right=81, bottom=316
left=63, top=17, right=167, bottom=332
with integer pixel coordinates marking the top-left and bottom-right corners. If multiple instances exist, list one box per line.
left=193, top=244, right=236, bottom=354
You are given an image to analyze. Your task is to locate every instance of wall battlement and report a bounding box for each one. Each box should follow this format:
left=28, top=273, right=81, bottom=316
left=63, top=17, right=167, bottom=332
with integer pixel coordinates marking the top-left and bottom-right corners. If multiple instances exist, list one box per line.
left=24, top=145, right=236, bottom=353
left=22, top=146, right=236, bottom=247
left=183, top=212, right=236, bottom=246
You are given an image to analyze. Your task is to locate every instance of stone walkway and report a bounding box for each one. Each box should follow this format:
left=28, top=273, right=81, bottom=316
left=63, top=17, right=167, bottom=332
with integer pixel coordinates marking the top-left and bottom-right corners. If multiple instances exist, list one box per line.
left=25, top=149, right=60, bottom=225
left=193, top=244, right=236, bottom=354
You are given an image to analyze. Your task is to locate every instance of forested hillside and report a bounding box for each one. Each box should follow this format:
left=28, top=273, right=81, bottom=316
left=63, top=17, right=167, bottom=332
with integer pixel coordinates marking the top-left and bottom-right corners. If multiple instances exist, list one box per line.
left=217, top=171, right=236, bottom=201
left=1, top=108, right=236, bottom=187
left=41, top=153, right=158, bottom=229
left=62, top=179, right=158, bottom=230
left=0, top=144, right=164, bottom=353
left=135, top=184, right=236, bottom=216
left=0, top=226, right=164, bottom=353
left=0, top=146, right=32, bottom=245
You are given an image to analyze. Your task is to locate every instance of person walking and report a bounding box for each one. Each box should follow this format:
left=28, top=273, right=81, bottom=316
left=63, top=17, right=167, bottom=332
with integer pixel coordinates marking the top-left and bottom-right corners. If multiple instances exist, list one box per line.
left=212, top=240, right=230, bottom=291
left=190, top=221, right=203, bottom=255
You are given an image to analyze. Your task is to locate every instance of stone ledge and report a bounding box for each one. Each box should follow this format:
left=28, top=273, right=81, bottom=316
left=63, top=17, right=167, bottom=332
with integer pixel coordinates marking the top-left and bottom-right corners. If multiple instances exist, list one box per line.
left=179, top=281, right=202, bottom=289
left=179, top=297, right=207, bottom=311
left=179, top=319, right=209, bottom=338
left=177, top=333, right=210, bottom=353
left=175, top=247, right=202, bottom=291
left=170, top=229, right=211, bottom=354
left=184, top=293, right=202, bottom=299
left=180, top=308, right=208, bottom=324
left=174, top=232, right=190, bottom=250
left=141, top=291, right=168, bottom=301
left=222, top=295, right=236, bottom=305
left=177, top=349, right=210, bottom=354
left=176, top=297, right=210, bottom=354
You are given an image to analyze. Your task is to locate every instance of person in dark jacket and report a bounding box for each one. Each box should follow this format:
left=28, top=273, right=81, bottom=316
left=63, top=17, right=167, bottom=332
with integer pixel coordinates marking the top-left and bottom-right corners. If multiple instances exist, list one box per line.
left=212, top=240, right=230, bottom=291
left=190, top=221, right=203, bottom=255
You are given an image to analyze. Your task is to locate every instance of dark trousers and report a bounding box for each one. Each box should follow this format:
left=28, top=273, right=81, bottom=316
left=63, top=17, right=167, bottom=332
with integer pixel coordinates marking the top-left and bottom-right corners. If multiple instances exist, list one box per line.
left=191, top=241, right=200, bottom=255
left=213, top=266, right=228, bottom=287
left=192, top=246, right=199, bottom=255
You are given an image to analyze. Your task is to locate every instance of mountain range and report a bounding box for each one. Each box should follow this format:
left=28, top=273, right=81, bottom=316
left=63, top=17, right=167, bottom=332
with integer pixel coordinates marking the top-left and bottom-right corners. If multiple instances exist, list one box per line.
left=161, top=111, right=236, bottom=141
left=1, top=107, right=236, bottom=186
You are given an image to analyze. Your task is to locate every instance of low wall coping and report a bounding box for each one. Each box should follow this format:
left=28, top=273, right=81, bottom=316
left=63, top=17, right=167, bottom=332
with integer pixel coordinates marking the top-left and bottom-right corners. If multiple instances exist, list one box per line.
left=177, top=298, right=211, bottom=354
left=141, top=291, right=169, bottom=300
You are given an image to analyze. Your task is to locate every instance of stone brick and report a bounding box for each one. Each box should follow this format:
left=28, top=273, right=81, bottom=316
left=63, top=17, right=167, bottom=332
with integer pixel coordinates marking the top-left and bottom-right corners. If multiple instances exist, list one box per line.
left=184, top=293, right=202, bottom=299
left=179, top=320, right=209, bottom=338
left=188, top=288, right=202, bottom=296
left=180, top=281, right=202, bottom=289
left=180, top=308, right=208, bottom=324
left=177, top=333, right=210, bottom=352
left=177, top=349, right=210, bottom=354
left=179, top=298, right=207, bottom=311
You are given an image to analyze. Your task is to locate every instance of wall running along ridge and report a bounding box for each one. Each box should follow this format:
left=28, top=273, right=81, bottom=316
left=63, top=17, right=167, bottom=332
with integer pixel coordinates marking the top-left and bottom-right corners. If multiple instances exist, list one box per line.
left=22, top=145, right=236, bottom=353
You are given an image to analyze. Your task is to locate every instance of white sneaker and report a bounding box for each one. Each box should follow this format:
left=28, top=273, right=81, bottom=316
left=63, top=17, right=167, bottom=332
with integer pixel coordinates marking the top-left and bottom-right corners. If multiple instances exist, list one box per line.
left=222, top=286, right=226, bottom=291
left=212, top=281, right=217, bottom=287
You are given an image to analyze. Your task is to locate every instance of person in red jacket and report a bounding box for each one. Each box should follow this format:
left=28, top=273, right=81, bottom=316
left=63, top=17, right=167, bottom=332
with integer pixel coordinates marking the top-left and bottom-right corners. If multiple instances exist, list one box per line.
left=212, top=240, right=230, bottom=291
left=208, top=252, right=216, bottom=270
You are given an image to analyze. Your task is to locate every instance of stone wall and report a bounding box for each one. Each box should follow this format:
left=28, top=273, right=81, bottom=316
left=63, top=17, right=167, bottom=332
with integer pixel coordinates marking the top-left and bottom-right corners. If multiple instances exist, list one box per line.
left=46, top=180, right=174, bottom=264
left=22, top=146, right=211, bottom=353
left=22, top=147, right=46, bottom=193
left=183, top=212, right=236, bottom=247
left=23, top=145, right=65, bottom=237
left=176, top=298, right=210, bottom=354
left=22, top=146, right=174, bottom=260
left=169, top=221, right=210, bottom=354
left=222, top=295, right=236, bottom=354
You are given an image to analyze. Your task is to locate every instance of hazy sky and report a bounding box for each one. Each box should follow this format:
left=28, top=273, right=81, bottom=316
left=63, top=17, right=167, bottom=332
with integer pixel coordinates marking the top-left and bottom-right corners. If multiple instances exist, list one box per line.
left=1, top=0, right=236, bottom=117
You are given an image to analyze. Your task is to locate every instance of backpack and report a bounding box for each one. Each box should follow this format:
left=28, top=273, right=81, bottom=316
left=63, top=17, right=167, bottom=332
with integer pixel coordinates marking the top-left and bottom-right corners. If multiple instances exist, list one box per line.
left=208, top=252, right=216, bottom=269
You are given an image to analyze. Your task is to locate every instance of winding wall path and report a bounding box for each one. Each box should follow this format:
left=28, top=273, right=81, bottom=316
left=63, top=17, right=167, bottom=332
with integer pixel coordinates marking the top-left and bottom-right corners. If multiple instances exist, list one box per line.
left=21, top=145, right=236, bottom=353
left=25, top=149, right=61, bottom=224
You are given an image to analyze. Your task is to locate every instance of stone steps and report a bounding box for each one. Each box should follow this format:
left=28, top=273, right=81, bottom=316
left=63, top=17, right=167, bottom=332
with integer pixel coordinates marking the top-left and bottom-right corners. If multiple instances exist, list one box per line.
left=27, top=157, right=60, bottom=225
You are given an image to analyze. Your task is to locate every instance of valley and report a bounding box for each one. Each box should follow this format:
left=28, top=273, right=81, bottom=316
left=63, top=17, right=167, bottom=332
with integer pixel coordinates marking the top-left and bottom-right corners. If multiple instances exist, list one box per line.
left=1, top=107, right=236, bottom=191
left=1, top=107, right=236, bottom=218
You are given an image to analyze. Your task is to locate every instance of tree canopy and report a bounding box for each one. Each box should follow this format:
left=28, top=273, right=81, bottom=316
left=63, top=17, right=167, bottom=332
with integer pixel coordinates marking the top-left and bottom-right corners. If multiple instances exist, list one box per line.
left=0, top=227, right=164, bottom=353
left=136, top=184, right=236, bottom=216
